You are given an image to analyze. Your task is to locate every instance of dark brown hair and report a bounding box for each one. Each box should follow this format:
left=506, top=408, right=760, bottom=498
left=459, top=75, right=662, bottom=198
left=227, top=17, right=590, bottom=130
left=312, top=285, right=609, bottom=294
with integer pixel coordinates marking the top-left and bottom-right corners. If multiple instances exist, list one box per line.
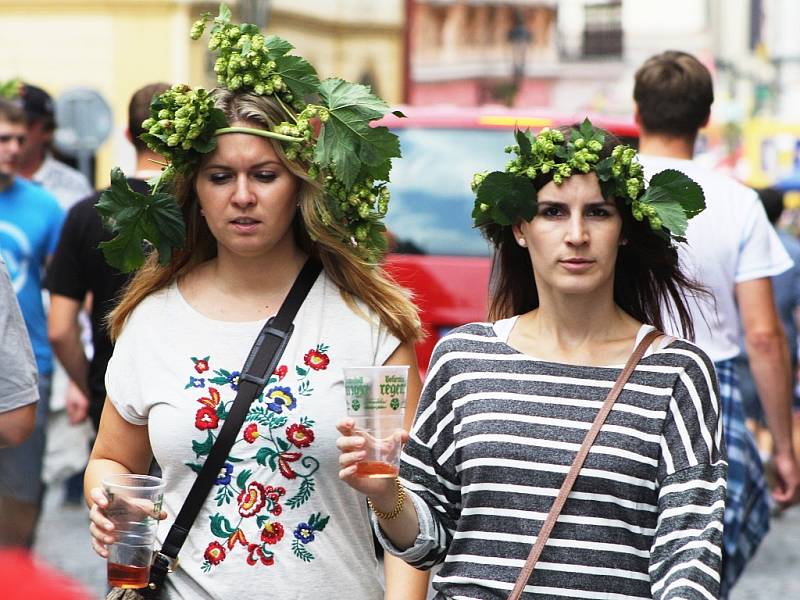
left=0, top=99, right=26, bottom=125
left=634, top=50, right=714, bottom=137
left=484, top=126, right=706, bottom=339
left=128, top=82, right=170, bottom=153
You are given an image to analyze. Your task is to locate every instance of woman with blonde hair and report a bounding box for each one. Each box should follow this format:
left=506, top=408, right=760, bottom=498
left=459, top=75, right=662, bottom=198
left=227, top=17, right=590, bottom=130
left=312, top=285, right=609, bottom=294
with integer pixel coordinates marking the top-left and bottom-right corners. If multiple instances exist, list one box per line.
left=85, top=7, right=428, bottom=599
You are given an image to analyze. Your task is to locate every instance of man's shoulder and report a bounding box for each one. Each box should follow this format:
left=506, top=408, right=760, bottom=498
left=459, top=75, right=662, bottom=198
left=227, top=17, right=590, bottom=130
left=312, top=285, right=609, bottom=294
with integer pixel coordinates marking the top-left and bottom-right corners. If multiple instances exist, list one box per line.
left=5, top=177, right=61, bottom=208
left=39, top=155, right=91, bottom=188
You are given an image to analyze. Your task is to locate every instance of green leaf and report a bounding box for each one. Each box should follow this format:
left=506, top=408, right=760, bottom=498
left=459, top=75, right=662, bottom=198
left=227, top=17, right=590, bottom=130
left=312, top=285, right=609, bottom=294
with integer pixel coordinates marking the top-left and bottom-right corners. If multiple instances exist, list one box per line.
left=640, top=169, right=706, bottom=237
left=226, top=455, right=243, bottom=463
left=217, top=3, right=232, bottom=24
left=292, top=538, right=314, bottom=561
left=473, top=171, right=536, bottom=227
left=277, top=438, right=290, bottom=452
left=264, top=34, right=294, bottom=59
left=185, top=462, right=203, bottom=474
left=256, top=446, right=276, bottom=466
left=314, top=514, right=330, bottom=532
left=275, top=55, right=320, bottom=101
left=192, top=431, right=215, bottom=457
left=595, top=157, right=614, bottom=182
left=315, top=78, right=401, bottom=188
left=295, top=366, right=308, bottom=377
left=236, top=468, right=252, bottom=489
left=256, top=515, right=269, bottom=528
left=286, top=478, right=315, bottom=509
left=515, top=128, right=532, bottom=161
left=209, top=513, right=235, bottom=538
left=96, top=168, right=186, bottom=272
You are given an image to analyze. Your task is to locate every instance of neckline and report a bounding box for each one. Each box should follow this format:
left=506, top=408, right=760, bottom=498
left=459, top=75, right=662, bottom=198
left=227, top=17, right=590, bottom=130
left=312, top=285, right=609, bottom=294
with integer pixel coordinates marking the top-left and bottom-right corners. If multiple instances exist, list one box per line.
left=492, top=317, right=664, bottom=368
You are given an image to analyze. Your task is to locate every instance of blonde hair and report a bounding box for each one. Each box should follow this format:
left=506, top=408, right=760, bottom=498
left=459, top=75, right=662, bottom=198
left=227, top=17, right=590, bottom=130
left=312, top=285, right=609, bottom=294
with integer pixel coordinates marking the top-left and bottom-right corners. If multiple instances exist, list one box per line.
left=109, top=90, right=421, bottom=344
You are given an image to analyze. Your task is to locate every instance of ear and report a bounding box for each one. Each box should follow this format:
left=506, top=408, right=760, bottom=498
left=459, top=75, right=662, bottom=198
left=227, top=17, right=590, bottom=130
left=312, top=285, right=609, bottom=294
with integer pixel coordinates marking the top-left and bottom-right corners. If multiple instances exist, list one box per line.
left=633, top=105, right=642, bottom=128
left=124, top=128, right=133, bottom=144
left=511, top=223, right=527, bottom=247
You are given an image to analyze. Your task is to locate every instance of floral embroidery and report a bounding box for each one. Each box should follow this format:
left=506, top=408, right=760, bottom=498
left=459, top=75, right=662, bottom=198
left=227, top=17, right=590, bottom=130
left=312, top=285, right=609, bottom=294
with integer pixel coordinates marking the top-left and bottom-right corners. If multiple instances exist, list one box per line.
left=238, top=482, right=267, bottom=517
left=303, top=348, right=329, bottom=371
left=243, top=423, right=259, bottom=443
left=291, top=512, right=330, bottom=562
left=265, top=386, right=297, bottom=414
left=195, top=406, right=219, bottom=430
left=184, top=376, right=205, bottom=389
left=204, top=541, right=226, bottom=565
left=192, top=356, right=211, bottom=374
left=185, top=346, right=331, bottom=570
left=286, top=423, right=314, bottom=448
left=216, top=462, right=233, bottom=486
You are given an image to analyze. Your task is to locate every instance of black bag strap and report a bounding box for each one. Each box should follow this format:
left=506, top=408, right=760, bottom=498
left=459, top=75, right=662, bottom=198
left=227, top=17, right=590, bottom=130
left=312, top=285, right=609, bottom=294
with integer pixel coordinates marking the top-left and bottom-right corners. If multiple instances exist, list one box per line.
left=150, top=258, right=322, bottom=582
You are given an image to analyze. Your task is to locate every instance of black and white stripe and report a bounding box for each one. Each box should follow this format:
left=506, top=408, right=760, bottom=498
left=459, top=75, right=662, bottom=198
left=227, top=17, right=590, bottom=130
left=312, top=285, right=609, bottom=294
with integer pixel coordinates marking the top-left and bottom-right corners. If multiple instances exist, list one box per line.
left=385, top=323, right=726, bottom=600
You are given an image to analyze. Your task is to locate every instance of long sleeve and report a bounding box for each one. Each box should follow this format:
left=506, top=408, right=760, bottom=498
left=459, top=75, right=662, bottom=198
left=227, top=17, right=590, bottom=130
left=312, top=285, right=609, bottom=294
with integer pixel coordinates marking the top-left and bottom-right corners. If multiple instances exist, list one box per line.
left=649, top=348, right=727, bottom=599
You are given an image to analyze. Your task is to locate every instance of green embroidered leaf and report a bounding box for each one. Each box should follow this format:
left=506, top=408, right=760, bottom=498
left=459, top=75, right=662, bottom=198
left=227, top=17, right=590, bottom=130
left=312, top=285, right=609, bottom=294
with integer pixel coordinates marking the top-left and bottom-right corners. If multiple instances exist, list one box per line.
left=313, top=513, right=330, bottom=532
left=315, top=78, right=401, bottom=189
left=286, top=477, right=315, bottom=509
left=185, top=462, right=203, bottom=474
left=216, top=402, right=228, bottom=420
left=192, top=431, right=215, bottom=457
left=96, top=168, right=186, bottom=272
left=226, top=455, right=243, bottom=463
left=210, top=513, right=236, bottom=538
left=268, top=414, right=288, bottom=429
left=209, top=376, right=228, bottom=385
left=473, top=171, right=536, bottom=227
left=274, top=55, right=320, bottom=101
left=256, top=515, right=269, bottom=528
left=216, top=369, right=231, bottom=377
left=277, top=438, right=290, bottom=452
left=292, top=539, right=314, bottom=561
left=236, top=468, right=252, bottom=489
left=256, top=446, right=277, bottom=467
left=317, top=344, right=329, bottom=353
left=296, top=366, right=308, bottom=377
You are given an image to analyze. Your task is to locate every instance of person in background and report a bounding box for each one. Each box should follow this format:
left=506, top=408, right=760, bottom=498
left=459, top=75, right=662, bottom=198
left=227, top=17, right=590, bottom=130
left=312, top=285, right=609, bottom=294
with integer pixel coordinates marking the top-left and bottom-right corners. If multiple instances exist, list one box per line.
left=47, top=81, right=170, bottom=432
left=0, top=257, right=38, bottom=449
left=633, top=50, right=800, bottom=596
left=0, top=98, right=64, bottom=547
left=17, top=83, right=93, bottom=209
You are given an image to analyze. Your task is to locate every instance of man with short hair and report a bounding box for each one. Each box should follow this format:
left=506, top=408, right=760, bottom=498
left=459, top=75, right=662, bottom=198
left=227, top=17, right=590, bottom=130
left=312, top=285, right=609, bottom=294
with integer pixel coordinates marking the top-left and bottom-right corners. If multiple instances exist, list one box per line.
left=47, top=82, right=170, bottom=432
left=0, top=98, right=63, bottom=547
left=634, top=50, right=800, bottom=596
left=17, top=84, right=93, bottom=209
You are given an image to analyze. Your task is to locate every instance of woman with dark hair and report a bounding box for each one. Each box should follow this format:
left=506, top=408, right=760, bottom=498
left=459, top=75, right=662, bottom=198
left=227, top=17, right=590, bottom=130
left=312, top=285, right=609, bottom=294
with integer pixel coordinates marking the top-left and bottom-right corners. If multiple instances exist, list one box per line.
left=338, top=121, right=726, bottom=599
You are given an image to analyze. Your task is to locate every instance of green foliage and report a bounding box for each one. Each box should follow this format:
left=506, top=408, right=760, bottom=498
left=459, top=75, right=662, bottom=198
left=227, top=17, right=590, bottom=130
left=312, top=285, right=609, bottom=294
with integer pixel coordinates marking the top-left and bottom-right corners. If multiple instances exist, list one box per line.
left=190, top=431, right=215, bottom=457
left=473, top=171, right=536, bottom=228
left=0, top=78, right=21, bottom=100
left=96, top=168, right=186, bottom=272
left=210, top=513, right=236, bottom=538
left=286, top=477, right=315, bottom=509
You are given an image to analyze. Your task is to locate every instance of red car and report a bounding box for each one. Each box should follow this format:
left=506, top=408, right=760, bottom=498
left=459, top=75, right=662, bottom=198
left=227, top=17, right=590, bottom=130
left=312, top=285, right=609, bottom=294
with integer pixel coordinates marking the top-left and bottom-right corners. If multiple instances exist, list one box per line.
left=379, top=106, right=638, bottom=372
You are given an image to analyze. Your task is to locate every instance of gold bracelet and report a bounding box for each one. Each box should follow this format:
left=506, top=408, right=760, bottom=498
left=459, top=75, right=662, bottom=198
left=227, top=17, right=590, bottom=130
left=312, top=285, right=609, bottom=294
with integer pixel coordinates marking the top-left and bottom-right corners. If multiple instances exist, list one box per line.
left=367, top=477, right=406, bottom=520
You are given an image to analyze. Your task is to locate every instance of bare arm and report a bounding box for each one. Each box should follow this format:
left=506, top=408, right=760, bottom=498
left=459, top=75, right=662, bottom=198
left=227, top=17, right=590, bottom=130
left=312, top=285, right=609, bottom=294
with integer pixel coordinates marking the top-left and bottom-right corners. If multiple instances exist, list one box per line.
left=48, top=294, right=90, bottom=398
left=0, top=403, right=36, bottom=448
left=737, top=277, right=800, bottom=504
left=84, top=399, right=156, bottom=557
left=381, top=342, right=430, bottom=600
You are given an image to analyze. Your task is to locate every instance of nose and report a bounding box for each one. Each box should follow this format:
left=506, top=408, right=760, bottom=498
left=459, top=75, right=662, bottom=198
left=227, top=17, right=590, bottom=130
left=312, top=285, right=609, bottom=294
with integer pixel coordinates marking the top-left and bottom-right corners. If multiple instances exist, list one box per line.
left=231, top=174, right=256, bottom=208
left=565, top=214, right=588, bottom=246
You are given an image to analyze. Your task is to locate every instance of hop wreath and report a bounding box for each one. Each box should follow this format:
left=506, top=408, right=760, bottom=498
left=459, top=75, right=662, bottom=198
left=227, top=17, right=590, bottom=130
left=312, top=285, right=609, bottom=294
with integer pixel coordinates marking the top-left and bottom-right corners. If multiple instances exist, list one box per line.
left=471, top=118, right=706, bottom=243
left=97, top=3, right=402, bottom=272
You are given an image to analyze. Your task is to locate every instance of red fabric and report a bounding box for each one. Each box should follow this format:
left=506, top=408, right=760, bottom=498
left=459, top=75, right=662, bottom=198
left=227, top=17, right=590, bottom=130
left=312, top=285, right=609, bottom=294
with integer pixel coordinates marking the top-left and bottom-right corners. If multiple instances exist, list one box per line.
left=0, top=549, right=91, bottom=599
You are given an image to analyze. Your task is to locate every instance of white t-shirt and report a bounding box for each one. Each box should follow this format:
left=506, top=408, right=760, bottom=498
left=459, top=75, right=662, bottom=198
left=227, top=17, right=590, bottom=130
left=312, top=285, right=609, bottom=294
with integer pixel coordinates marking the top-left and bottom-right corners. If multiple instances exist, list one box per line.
left=640, top=155, right=793, bottom=362
left=33, top=153, right=93, bottom=210
left=106, top=271, right=399, bottom=600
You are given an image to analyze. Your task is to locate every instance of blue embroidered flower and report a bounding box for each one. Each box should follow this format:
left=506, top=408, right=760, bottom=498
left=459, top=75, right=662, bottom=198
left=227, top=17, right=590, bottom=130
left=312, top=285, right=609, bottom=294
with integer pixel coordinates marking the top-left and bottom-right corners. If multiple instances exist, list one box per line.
left=185, top=376, right=205, bottom=389
left=293, top=522, right=315, bottom=544
left=226, top=370, right=241, bottom=391
left=216, top=462, right=233, bottom=485
left=265, top=386, right=297, bottom=414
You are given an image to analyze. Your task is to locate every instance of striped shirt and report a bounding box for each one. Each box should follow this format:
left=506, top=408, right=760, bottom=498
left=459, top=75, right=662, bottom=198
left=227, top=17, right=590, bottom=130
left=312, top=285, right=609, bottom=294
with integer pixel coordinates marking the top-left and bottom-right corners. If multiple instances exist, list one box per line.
left=377, top=322, right=726, bottom=600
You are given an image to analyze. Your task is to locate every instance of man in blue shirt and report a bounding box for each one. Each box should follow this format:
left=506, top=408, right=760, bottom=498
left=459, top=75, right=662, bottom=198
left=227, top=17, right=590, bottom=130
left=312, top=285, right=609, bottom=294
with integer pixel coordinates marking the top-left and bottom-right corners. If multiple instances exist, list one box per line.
left=0, top=98, right=63, bottom=547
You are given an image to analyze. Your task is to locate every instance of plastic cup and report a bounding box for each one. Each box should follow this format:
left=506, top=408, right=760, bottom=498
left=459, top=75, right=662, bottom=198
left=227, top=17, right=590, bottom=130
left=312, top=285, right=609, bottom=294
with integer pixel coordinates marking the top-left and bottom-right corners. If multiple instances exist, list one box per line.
left=343, top=365, right=409, bottom=478
left=101, top=474, right=165, bottom=589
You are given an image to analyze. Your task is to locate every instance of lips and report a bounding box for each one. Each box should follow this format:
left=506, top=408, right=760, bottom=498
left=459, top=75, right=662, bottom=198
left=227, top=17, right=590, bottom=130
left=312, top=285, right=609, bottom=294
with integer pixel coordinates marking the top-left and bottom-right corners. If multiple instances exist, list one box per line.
left=559, top=258, right=595, bottom=272
left=231, top=217, right=260, bottom=225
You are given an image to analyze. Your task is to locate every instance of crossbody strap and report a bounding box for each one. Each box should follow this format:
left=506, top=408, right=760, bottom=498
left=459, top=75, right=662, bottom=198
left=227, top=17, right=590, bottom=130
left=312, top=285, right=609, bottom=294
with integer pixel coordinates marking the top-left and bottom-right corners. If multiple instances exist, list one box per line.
left=155, top=258, right=322, bottom=565
left=507, top=329, right=664, bottom=600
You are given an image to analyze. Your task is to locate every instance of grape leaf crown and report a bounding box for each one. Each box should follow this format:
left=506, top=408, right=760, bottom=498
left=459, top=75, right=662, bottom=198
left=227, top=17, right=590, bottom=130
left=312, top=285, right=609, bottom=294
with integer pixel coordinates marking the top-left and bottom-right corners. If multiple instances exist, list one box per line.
left=471, top=118, right=705, bottom=243
left=98, top=3, right=402, bottom=272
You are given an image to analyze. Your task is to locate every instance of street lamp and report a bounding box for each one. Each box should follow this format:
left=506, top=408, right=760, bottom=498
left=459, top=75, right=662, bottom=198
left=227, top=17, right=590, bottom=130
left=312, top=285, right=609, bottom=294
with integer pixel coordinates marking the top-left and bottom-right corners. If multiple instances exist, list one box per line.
left=508, top=8, right=532, bottom=92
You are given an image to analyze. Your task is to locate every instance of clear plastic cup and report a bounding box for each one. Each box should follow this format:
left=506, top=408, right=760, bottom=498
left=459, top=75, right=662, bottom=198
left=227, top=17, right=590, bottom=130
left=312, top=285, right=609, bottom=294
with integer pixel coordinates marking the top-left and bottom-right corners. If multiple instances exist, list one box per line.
left=343, top=365, right=409, bottom=478
left=101, top=474, right=165, bottom=589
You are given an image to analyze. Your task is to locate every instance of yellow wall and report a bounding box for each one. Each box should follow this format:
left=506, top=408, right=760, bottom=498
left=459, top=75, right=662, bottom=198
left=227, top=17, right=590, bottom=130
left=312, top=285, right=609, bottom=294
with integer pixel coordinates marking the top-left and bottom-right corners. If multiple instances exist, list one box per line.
left=0, top=0, right=404, bottom=186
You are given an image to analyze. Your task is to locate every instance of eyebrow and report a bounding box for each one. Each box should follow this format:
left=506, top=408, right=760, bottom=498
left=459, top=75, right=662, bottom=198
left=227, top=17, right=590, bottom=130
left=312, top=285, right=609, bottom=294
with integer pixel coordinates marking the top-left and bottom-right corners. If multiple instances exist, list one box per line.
left=536, top=199, right=615, bottom=208
left=202, top=160, right=282, bottom=171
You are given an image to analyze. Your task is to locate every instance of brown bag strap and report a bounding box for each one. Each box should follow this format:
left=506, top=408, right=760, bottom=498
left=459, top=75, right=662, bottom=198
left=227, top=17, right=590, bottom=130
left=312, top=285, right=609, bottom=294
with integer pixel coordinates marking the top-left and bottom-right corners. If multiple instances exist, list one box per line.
left=507, top=329, right=664, bottom=600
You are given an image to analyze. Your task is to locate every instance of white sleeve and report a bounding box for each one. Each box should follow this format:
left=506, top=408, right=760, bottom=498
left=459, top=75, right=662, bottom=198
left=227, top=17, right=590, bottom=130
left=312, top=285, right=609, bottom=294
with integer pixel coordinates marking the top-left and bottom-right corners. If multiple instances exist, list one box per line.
left=735, top=197, right=793, bottom=283
left=104, top=311, right=149, bottom=425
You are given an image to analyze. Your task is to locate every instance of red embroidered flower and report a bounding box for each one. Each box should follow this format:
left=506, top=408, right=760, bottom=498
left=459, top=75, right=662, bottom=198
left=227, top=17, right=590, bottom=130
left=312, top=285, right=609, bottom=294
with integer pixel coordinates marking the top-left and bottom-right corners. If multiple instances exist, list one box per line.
left=303, top=349, right=329, bottom=371
left=246, top=543, right=274, bottom=566
left=195, top=406, right=219, bottom=430
left=273, top=365, right=288, bottom=380
left=194, top=358, right=210, bottom=374
left=286, top=423, right=315, bottom=448
left=277, top=452, right=301, bottom=479
left=264, top=485, right=285, bottom=515
left=243, top=423, right=259, bottom=443
left=260, top=521, right=284, bottom=545
left=204, top=541, right=226, bottom=565
left=237, top=482, right=267, bottom=517
left=197, top=387, right=221, bottom=409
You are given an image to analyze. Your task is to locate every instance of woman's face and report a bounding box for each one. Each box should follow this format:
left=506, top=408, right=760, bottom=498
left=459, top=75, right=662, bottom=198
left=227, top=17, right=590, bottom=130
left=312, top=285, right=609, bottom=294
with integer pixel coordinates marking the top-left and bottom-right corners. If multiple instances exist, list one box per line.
left=513, top=172, right=624, bottom=301
left=195, top=126, right=300, bottom=261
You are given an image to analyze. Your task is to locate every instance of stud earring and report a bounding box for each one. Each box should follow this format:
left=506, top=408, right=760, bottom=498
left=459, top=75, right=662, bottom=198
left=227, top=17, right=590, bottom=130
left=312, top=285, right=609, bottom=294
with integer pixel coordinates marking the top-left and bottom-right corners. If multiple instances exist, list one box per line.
left=518, top=238, right=526, bottom=247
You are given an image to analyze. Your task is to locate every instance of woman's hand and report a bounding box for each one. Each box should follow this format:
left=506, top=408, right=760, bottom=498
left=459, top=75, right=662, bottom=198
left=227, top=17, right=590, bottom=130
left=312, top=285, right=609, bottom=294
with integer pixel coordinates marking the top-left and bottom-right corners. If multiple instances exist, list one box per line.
left=87, top=487, right=167, bottom=558
left=336, top=418, right=408, bottom=502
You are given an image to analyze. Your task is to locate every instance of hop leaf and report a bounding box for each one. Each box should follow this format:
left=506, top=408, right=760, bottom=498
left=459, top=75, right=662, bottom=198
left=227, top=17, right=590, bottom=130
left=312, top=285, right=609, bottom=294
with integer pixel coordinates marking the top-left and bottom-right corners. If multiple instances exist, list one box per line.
left=96, top=168, right=186, bottom=272
left=637, top=169, right=705, bottom=238
left=473, top=171, right=536, bottom=227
